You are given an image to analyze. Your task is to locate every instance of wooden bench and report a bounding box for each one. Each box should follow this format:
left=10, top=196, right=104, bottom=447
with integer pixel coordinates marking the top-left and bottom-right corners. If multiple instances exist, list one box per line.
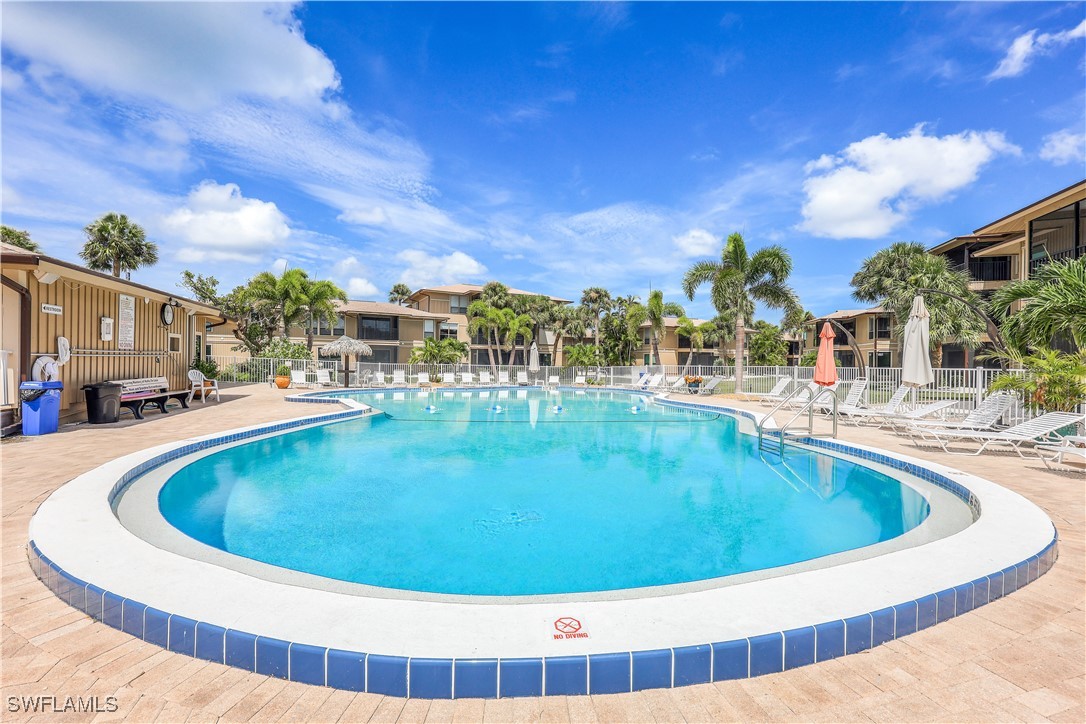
left=110, top=377, right=191, bottom=420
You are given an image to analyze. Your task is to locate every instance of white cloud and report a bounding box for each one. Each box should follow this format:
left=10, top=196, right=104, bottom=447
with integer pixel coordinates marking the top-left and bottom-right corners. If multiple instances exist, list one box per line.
left=396, top=250, right=487, bottom=289
left=272, top=258, right=288, bottom=274
left=162, top=181, right=291, bottom=259
left=347, top=278, right=379, bottom=298
left=1039, top=128, right=1086, bottom=166
left=673, top=229, right=719, bottom=257
left=988, top=20, right=1086, bottom=80
left=1, top=2, right=340, bottom=111
left=799, top=125, right=1020, bottom=239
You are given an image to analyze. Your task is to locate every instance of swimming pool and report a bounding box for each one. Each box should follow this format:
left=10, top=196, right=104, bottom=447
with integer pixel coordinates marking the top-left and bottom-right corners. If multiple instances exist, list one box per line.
left=28, top=385, right=1058, bottom=698
left=158, top=389, right=929, bottom=596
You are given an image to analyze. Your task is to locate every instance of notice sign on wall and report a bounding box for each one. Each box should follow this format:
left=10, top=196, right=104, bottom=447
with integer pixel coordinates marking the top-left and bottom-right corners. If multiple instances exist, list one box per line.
left=118, top=295, right=135, bottom=350
left=41, top=303, right=63, bottom=315
left=100, top=316, right=114, bottom=342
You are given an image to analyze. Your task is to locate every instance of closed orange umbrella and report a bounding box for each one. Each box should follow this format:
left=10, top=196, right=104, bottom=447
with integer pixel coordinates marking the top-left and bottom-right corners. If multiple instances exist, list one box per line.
left=813, top=322, right=838, bottom=387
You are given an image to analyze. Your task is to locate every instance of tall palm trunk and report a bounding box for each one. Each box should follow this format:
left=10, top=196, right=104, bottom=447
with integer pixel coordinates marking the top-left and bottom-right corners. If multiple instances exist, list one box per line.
left=734, top=314, right=746, bottom=393
left=112, top=257, right=121, bottom=278
left=681, top=350, right=693, bottom=376
left=652, top=333, right=661, bottom=371
left=486, top=329, right=498, bottom=373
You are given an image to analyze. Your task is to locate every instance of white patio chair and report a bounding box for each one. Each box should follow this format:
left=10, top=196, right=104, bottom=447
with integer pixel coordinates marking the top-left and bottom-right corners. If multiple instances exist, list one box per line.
left=837, top=384, right=911, bottom=424
left=187, top=369, right=220, bottom=403
left=289, top=370, right=310, bottom=389
left=461, top=372, right=475, bottom=386
left=905, top=392, right=1016, bottom=438
left=498, top=371, right=511, bottom=386
left=515, top=370, right=529, bottom=386
left=745, top=377, right=792, bottom=404
left=314, top=369, right=338, bottom=388
left=574, top=374, right=587, bottom=386
left=391, top=370, right=406, bottom=387
left=479, top=370, right=493, bottom=386
left=417, top=372, right=431, bottom=387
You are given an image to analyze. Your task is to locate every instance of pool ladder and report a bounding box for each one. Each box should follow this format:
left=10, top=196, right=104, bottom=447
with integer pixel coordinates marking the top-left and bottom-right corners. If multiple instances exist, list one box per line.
left=756, top=384, right=839, bottom=458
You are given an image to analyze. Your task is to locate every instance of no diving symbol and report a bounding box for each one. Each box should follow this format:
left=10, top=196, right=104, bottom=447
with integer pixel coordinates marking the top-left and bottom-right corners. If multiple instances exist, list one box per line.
left=554, top=617, right=581, bottom=634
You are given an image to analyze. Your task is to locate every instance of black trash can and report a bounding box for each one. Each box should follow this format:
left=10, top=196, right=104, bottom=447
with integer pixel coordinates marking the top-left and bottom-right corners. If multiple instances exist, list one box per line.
left=82, top=382, right=122, bottom=424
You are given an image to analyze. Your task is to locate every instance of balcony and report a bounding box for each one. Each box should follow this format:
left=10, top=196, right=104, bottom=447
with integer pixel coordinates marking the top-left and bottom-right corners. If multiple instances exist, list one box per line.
left=953, top=257, right=1012, bottom=282
left=1031, top=247, right=1082, bottom=275
left=357, top=329, right=398, bottom=341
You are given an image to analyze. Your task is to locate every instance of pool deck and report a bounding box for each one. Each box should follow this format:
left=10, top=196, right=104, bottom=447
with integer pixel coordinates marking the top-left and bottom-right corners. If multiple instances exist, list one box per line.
left=2, top=384, right=1082, bottom=722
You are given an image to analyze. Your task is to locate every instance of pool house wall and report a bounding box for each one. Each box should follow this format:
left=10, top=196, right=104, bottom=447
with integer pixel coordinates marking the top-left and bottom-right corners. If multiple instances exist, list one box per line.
left=0, top=242, right=222, bottom=430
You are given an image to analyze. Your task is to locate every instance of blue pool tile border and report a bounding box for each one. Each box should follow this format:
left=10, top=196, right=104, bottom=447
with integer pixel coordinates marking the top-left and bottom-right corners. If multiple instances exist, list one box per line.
left=27, top=395, right=1060, bottom=699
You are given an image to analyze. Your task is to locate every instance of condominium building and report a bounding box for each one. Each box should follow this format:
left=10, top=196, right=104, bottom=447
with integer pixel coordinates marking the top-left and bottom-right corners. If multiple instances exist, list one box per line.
left=928, top=179, right=1085, bottom=365
left=406, top=284, right=570, bottom=365
left=206, top=300, right=449, bottom=364
left=806, top=307, right=898, bottom=369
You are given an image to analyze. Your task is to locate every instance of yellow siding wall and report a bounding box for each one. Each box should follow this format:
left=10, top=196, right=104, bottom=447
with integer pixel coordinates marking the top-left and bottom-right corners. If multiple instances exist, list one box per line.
left=12, top=269, right=203, bottom=420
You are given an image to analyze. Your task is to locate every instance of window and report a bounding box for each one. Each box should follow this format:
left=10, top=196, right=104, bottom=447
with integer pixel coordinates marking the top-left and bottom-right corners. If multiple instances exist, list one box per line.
left=439, top=322, right=458, bottom=340
left=309, top=315, right=345, bottom=336
left=168, top=334, right=182, bottom=353
left=644, top=354, right=651, bottom=365
left=194, top=334, right=203, bottom=360
left=358, top=316, right=397, bottom=341
left=837, top=350, right=855, bottom=367
left=449, top=295, right=469, bottom=314
left=1031, top=201, right=1081, bottom=275
left=423, top=320, right=435, bottom=339
left=867, top=316, right=891, bottom=340
left=868, top=351, right=892, bottom=368
left=369, top=347, right=395, bottom=363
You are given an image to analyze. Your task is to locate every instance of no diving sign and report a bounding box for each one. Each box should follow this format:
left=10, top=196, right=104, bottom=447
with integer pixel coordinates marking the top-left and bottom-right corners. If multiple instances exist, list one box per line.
left=553, top=617, right=589, bottom=640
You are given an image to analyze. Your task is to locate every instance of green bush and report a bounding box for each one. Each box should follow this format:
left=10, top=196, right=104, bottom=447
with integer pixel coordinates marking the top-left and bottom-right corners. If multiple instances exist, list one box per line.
left=276, top=364, right=292, bottom=376
left=259, top=338, right=312, bottom=360
left=190, top=356, right=219, bottom=379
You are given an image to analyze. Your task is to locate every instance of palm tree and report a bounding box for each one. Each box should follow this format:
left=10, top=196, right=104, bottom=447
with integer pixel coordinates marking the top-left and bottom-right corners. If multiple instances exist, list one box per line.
left=682, top=232, right=797, bottom=391
left=248, top=268, right=311, bottom=338
left=80, top=212, right=159, bottom=277
left=851, top=242, right=983, bottom=365
left=564, top=343, right=600, bottom=373
left=467, top=300, right=501, bottom=372
left=748, top=321, right=789, bottom=366
left=989, top=257, right=1085, bottom=353
left=388, top=283, right=412, bottom=305
left=409, top=337, right=469, bottom=365
left=547, top=304, right=586, bottom=367
left=497, top=307, right=534, bottom=370
left=1, top=225, right=40, bottom=252
left=479, top=280, right=511, bottom=309
left=676, top=316, right=718, bottom=374
left=300, top=278, right=348, bottom=351
left=580, top=287, right=612, bottom=348
left=646, top=290, right=685, bottom=368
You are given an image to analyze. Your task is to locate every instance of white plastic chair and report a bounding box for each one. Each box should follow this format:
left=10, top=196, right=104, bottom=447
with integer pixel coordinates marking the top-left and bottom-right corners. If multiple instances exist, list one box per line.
left=461, top=372, right=475, bottom=386
left=187, top=369, right=220, bottom=403
left=314, top=369, right=338, bottom=388
left=289, top=370, right=310, bottom=389
left=516, top=370, right=529, bottom=386
left=479, top=371, right=493, bottom=386
left=498, top=371, right=511, bottom=385
left=418, top=372, right=431, bottom=387
left=391, top=370, right=406, bottom=387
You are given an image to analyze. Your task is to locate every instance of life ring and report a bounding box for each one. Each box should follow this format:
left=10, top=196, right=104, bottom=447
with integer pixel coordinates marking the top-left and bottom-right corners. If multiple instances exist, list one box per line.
left=32, top=356, right=60, bottom=381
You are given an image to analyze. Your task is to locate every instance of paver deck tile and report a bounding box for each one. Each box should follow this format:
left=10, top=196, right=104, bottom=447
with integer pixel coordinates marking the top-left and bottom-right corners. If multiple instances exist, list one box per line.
left=335, top=692, right=383, bottom=723
left=277, top=681, right=336, bottom=722
left=450, top=697, right=486, bottom=723
left=480, top=697, right=517, bottom=723
left=564, top=694, right=599, bottom=723
left=367, top=694, right=407, bottom=723
left=219, top=677, right=290, bottom=723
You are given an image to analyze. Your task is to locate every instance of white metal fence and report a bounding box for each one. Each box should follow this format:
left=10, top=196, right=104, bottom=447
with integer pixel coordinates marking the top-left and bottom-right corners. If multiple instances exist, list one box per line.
left=208, top=357, right=1081, bottom=427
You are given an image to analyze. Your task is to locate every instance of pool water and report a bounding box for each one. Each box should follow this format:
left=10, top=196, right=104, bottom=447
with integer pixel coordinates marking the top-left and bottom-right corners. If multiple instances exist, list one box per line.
left=158, top=389, right=929, bottom=596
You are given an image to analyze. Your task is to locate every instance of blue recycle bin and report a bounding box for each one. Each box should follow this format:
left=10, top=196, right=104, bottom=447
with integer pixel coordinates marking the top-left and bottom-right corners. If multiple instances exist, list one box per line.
left=20, top=380, right=64, bottom=436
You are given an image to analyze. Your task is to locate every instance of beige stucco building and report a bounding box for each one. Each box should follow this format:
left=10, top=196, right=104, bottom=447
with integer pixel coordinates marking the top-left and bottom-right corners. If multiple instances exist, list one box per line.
left=806, top=306, right=898, bottom=369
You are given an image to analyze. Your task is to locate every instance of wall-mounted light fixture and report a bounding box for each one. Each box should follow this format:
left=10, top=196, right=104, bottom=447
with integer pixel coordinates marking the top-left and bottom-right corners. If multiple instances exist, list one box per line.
left=33, top=270, right=60, bottom=284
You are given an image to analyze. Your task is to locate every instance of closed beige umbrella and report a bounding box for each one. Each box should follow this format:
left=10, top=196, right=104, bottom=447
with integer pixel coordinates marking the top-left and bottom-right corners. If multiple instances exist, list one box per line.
left=901, top=296, right=934, bottom=388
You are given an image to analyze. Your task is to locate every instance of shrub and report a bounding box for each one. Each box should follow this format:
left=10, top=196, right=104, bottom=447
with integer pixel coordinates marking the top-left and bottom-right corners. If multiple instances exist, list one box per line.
left=276, top=364, right=292, bottom=376
left=259, top=338, right=312, bottom=360
left=190, top=356, right=219, bottom=379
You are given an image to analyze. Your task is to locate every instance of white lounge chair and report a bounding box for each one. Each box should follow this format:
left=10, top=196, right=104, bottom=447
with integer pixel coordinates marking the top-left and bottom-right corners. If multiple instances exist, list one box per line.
left=815, top=377, right=867, bottom=412
left=574, top=374, right=587, bottom=386
left=498, top=371, right=511, bottom=386
left=479, top=370, right=493, bottom=386
left=767, top=380, right=819, bottom=409
left=545, top=374, right=560, bottom=389
left=916, top=412, right=1083, bottom=457
left=417, top=372, right=431, bottom=387
left=367, top=371, right=385, bottom=388
left=749, top=378, right=794, bottom=405
left=314, top=369, right=338, bottom=388
left=838, top=384, right=911, bottom=424
left=516, top=370, right=529, bottom=386
left=1038, top=435, right=1086, bottom=471
left=186, top=369, right=220, bottom=403
left=904, top=392, right=1016, bottom=437
left=697, top=376, right=725, bottom=396
left=631, top=373, right=663, bottom=391
left=391, top=370, right=406, bottom=387
left=289, top=370, right=310, bottom=389
left=460, top=372, right=475, bottom=386
left=881, top=400, right=960, bottom=430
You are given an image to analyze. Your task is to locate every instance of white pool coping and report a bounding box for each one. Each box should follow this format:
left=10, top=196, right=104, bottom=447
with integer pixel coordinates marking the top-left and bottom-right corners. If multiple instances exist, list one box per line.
left=28, top=391, right=1056, bottom=660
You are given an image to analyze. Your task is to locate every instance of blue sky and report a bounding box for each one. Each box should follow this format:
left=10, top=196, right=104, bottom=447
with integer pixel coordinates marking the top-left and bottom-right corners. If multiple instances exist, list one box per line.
left=2, top=1, right=1084, bottom=321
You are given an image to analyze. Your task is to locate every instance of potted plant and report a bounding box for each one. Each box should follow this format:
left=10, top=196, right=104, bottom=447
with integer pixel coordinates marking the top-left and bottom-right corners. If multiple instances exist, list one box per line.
left=684, top=374, right=704, bottom=392
left=274, top=364, right=292, bottom=389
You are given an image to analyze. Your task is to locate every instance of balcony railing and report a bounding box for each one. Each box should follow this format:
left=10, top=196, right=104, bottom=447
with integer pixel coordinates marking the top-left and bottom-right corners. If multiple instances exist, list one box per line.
left=1031, top=247, right=1082, bottom=275
left=953, top=257, right=1012, bottom=282
left=357, top=329, right=398, bottom=341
